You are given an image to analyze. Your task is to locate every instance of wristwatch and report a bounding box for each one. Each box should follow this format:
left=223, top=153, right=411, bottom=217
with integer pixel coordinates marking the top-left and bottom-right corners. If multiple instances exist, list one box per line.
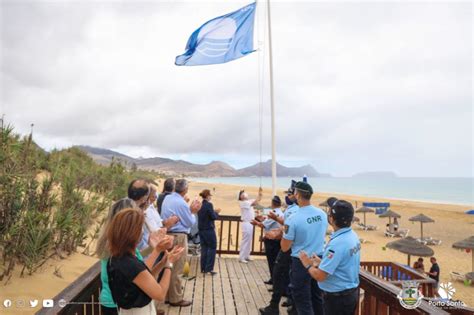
left=164, top=263, right=174, bottom=270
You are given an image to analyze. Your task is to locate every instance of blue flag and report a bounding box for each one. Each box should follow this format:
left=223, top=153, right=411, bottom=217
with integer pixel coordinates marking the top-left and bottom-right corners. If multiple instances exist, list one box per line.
left=175, top=2, right=256, bottom=66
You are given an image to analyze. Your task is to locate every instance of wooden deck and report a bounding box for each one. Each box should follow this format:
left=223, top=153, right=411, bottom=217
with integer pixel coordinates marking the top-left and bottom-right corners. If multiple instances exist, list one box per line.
left=160, top=256, right=288, bottom=315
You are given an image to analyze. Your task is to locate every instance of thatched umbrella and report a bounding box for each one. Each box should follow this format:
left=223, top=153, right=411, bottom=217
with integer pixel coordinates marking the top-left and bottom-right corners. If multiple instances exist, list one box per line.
left=452, top=236, right=474, bottom=272
left=409, top=213, right=434, bottom=239
left=379, top=209, right=401, bottom=225
left=386, top=236, right=434, bottom=265
left=355, top=206, right=375, bottom=226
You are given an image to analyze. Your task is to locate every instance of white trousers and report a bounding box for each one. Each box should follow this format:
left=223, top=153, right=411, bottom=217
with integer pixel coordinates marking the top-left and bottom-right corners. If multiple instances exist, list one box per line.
left=239, top=222, right=253, bottom=261
left=119, top=301, right=156, bottom=315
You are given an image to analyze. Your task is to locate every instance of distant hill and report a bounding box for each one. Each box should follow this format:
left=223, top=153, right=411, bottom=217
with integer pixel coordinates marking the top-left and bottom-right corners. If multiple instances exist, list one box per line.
left=352, top=171, right=397, bottom=178
left=237, top=160, right=330, bottom=177
left=76, top=146, right=330, bottom=178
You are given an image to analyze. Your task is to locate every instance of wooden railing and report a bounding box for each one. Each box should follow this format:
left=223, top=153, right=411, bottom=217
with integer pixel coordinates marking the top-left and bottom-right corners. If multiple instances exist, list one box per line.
left=361, top=261, right=436, bottom=297
left=216, top=215, right=265, bottom=256
left=37, top=216, right=473, bottom=314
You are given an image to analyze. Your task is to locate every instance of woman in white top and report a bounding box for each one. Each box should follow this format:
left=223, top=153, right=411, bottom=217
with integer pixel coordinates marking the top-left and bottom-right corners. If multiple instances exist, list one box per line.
left=145, top=186, right=180, bottom=232
left=238, top=188, right=262, bottom=263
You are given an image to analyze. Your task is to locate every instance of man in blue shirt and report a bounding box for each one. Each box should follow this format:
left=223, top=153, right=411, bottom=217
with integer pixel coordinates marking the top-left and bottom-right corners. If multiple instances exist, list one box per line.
left=300, top=198, right=361, bottom=315
left=161, top=179, right=201, bottom=307
left=281, top=181, right=328, bottom=315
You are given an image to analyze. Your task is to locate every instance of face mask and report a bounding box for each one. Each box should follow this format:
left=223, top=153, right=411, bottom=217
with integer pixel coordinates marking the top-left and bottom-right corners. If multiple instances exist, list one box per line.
left=285, top=196, right=294, bottom=205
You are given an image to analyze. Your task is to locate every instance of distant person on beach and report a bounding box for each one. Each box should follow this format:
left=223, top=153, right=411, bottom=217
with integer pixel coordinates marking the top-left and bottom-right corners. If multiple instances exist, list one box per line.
left=251, top=195, right=283, bottom=284
left=413, top=257, right=425, bottom=273
left=107, top=208, right=185, bottom=315
left=238, top=187, right=263, bottom=263
left=299, top=199, right=361, bottom=315
left=198, top=189, right=221, bottom=275
left=157, top=178, right=175, bottom=214
left=427, top=257, right=440, bottom=290
left=161, top=179, right=202, bottom=307
left=145, top=185, right=180, bottom=232
left=97, top=198, right=172, bottom=315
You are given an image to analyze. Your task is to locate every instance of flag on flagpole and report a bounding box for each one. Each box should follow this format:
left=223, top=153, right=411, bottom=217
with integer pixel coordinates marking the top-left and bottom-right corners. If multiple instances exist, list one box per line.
left=175, top=2, right=256, bottom=66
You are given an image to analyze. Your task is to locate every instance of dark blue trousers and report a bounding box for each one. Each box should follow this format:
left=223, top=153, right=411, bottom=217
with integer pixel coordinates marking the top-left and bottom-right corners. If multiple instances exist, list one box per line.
left=199, top=229, right=217, bottom=272
left=290, top=257, right=324, bottom=315
left=264, top=238, right=281, bottom=280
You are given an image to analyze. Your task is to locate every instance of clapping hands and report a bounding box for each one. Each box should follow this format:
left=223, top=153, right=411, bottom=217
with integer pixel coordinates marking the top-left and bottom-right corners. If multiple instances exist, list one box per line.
left=299, top=251, right=321, bottom=268
left=167, top=246, right=185, bottom=263
left=190, top=199, right=202, bottom=213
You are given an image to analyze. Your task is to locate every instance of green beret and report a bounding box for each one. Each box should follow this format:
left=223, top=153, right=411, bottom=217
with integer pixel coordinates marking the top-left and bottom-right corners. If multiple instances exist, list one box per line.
left=295, top=181, right=313, bottom=194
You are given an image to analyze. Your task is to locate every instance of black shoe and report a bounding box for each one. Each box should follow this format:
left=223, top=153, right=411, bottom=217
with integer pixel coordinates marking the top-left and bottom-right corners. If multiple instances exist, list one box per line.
left=208, top=271, right=217, bottom=276
left=281, top=298, right=293, bottom=307
left=287, top=305, right=297, bottom=315
left=267, top=287, right=273, bottom=292
left=259, top=304, right=279, bottom=315
left=264, top=279, right=273, bottom=285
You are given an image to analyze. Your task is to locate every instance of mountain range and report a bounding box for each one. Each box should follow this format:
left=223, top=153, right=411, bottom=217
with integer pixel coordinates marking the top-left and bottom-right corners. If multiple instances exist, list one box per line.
left=77, top=146, right=330, bottom=178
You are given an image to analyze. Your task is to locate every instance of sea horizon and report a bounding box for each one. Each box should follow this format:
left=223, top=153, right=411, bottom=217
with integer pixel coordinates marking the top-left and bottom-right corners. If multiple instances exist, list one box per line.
left=189, top=176, right=474, bottom=207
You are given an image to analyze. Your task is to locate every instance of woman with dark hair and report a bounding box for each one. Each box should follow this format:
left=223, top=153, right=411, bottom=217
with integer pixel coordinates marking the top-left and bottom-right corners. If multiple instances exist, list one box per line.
left=107, top=209, right=185, bottom=315
left=157, top=178, right=175, bottom=214
left=198, top=189, right=221, bottom=275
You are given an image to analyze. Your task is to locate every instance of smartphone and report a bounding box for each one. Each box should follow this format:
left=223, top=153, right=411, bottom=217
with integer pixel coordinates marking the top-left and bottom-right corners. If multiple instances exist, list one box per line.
left=263, top=208, right=273, bottom=215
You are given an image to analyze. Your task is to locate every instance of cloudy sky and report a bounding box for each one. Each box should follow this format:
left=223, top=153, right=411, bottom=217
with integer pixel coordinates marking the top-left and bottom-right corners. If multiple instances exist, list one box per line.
left=1, top=0, right=472, bottom=177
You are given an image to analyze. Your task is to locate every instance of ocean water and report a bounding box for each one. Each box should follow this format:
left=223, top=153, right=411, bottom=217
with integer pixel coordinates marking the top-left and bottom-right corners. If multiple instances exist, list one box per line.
left=190, top=177, right=474, bottom=206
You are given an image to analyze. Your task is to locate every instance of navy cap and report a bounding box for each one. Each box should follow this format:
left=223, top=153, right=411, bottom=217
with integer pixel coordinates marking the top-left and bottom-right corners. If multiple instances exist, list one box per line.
left=284, top=180, right=297, bottom=194
left=294, top=181, right=313, bottom=194
left=272, top=195, right=282, bottom=206
left=329, top=200, right=354, bottom=226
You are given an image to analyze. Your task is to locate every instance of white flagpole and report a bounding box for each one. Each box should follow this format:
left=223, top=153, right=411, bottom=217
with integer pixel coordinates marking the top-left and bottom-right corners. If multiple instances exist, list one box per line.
left=266, top=0, right=277, bottom=196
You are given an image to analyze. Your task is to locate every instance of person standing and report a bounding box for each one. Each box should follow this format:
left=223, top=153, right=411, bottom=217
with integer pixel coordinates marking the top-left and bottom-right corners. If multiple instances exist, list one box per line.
left=259, top=181, right=299, bottom=315
left=145, top=185, right=179, bottom=232
left=280, top=181, right=328, bottom=315
left=198, top=189, right=221, bottom=275
left=161, top=179, right=201, bottom=307
left=157, top=178, right=175, bottom=214
left=252, top=195, right=283, bottom=284
left=427, top=257, right=440, bottom=291
left=238, top=187, right=263, bottom=263
left=107, top=208, right=185, bottom=315
left=300, top=199, right=361, bottom=315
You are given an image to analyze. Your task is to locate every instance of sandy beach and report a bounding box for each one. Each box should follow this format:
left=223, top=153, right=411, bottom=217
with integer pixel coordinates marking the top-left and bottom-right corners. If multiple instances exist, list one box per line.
left=2, top=181, right=473, bottom=314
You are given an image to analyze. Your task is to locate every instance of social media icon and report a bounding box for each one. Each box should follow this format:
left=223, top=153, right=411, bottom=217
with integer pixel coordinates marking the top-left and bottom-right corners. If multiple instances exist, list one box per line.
left=42, top=299, right=54, bottom=308
left=30, top=299, right=39, bottom=307
left=3, top=299, right=12, bottom=308
left=58, top=299, right=67, bottom=308
left=16, top=299, right=25, bottom=307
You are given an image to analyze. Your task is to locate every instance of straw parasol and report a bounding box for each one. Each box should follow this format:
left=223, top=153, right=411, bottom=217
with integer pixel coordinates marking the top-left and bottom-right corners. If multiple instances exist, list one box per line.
left=379, top=209, right=401, bottom=225
left=452, top=236, right=474, bottom=272
left=386, top=236, right=434, bottom=265
left=355, top=206, right=375, bottom=226
left=409, top=213, right=434, bottom=239
left=319, top=201, right=328, bottom=208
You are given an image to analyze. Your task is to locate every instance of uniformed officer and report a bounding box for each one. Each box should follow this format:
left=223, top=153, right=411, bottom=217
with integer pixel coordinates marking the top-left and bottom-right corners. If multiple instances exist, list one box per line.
left=259, top=181, right=299, bottom=315
left=300, top=198, right=361, bottom=315
left=281, top=181, right=328, bottom=315
left=252, top=195, right=284, bottom=284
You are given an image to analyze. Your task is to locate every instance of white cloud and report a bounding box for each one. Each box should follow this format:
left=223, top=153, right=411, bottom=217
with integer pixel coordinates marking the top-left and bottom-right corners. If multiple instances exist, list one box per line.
left=1, top=0, right=472, bottom=176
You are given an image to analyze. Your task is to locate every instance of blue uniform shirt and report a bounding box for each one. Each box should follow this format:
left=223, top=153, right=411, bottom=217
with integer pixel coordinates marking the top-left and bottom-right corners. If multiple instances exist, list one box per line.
left=284, top=204, right=299, bottom=221
left=283, top=205, right=328, bottom=258
left=262, top=207, right=283, bottom=231
left=318, top=227, right=361, bottom=293
left=161, top=192, right=196, bottom=233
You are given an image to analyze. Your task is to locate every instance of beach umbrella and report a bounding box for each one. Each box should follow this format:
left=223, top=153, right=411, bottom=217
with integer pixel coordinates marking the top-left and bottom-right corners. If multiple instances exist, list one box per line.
left=379, top=209, right=401, bottom=225
left=386, top=236, right=434, bottom=265
left=409, top=213, right=435, bottom=239
left=452, top=236, right=474, bottom=272
left=356, top=206, right=375, bottom=226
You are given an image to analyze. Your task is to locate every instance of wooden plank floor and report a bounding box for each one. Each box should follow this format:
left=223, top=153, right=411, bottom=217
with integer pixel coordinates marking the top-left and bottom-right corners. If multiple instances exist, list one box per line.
left=160, top=256, right=289, bottom=315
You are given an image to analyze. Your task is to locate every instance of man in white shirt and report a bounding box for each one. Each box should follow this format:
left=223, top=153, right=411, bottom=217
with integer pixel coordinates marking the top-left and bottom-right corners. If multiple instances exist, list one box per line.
left=145, top=186, right=179, bottom=232
left=238, top=188, right=262, bottom=263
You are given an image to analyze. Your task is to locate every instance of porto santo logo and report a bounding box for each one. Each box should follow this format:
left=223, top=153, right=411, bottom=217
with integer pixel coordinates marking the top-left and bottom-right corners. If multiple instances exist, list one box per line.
left=438, top=282, right=456, bottom=300
left=197, top=18, right=236, bottom=57
left=398, top=281, right=424, bottom=309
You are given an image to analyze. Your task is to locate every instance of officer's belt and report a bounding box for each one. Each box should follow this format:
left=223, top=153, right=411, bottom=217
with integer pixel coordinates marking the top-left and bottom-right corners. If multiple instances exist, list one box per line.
left=322, top=287, right=358, bottom=297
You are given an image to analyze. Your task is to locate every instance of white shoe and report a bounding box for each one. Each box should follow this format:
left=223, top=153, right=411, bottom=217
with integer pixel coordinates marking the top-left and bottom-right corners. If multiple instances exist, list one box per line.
left=239, top=260, right=248, bottom=264
left=246, top=257, right=253, bottom=261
